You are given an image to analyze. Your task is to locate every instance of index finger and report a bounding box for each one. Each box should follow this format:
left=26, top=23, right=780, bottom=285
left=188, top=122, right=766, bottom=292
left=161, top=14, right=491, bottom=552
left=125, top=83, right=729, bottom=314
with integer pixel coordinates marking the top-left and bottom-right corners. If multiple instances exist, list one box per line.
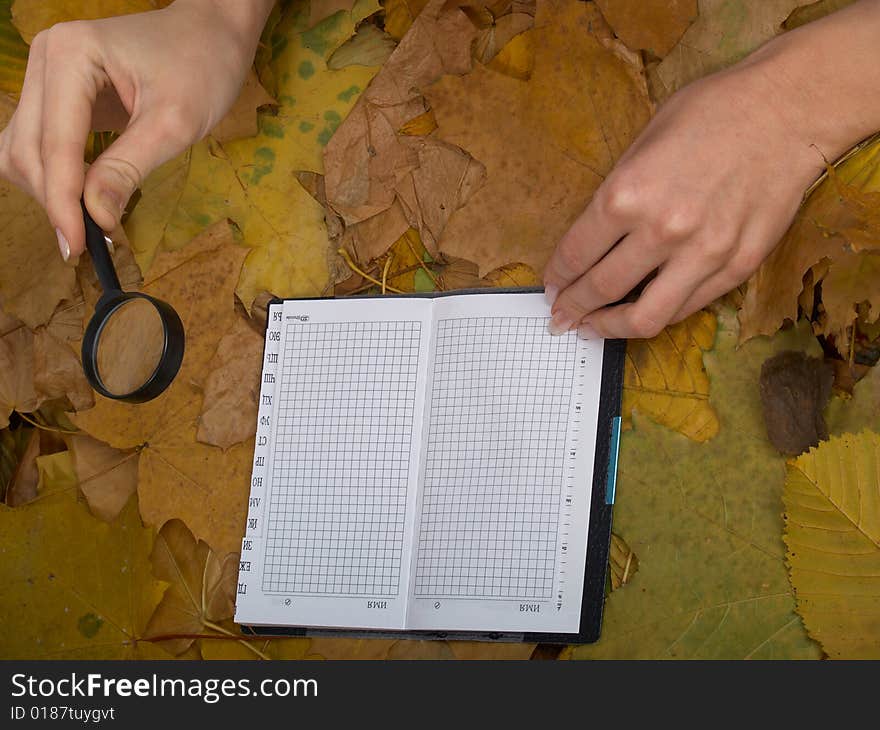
left=543, top=184, right=631, bottom=306
left=40, top=29, right=102, bottom=257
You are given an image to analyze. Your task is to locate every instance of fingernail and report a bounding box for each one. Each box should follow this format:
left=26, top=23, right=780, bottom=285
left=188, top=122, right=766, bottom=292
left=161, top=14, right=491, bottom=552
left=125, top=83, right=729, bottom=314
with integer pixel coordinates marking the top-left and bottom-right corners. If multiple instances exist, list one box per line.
left=578, top=323, right=602, bottom=340
left=548, top=313, right=574, bottom=336
left=544, top=284, right=559, bottom=307
left=56, top=228, right=69, bottom=261
left=98, top=189, right=124, bottom=219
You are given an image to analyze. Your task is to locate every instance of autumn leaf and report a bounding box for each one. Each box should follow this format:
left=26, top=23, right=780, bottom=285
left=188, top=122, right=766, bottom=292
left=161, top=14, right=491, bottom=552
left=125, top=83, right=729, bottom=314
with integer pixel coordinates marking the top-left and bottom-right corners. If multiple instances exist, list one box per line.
left=783, top=0, right=856, bottom=29
left=2, top=425, right=38, bottom=506
left=0, top=482, right=167, bottom=658
left=595, top=0, right=698, bottom=58
left=209, top=70, right=278, bottom=145
left=739, top=136, right=880, bottom=350
left=327, top=22, right=397, bottom=70
left=196, top=316, right=264, bottom=450
left=481, top=262, right=541, bottom=288
left=622, top=310, right=719, bottom=442
left=0, top=310, right=38, bottom=429
left=608, top=533, right=639, bottom=591
left=783, top=431, right=880, bottom=659
left=71, top=221, right=253, bottom=555
left=649, top=0, right=818, bottom=103
left=827, top=360, right=880, bottom=435
left=67, top=434, right=139, bottom=522
left=426, top=0, right=651, bottom=275
left=143, top=519, right=238, bottom=657
left=573, top=310, right=823, bottom=659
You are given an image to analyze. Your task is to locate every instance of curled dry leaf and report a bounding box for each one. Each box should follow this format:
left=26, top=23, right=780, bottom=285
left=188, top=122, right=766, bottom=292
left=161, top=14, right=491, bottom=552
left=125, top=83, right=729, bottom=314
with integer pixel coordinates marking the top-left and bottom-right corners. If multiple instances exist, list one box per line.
left=143, top=519, right=238, bottom=656
left=481, top=262, right=540, bottom=288
left=67, top=434, right=139, bottom=523
left=426, top=0, right=651, bottom=275
left=197, top=316, right=265, bottom=450
left=739, top=137, right=880, bottom=351
left=759, top=351, right=833, bottom=457
left=783, top=431, right=880, bottom=659
left=622, top=310, right=719, bottom=442
left=2, top=426, right=38, bottom=507
left=72, top=221, right=253, bottom=555
left=0, top=312, right=39, bottom=429
left=323, top=0, right=486, bottom=263
left=608, top=533, right=639, bottom=591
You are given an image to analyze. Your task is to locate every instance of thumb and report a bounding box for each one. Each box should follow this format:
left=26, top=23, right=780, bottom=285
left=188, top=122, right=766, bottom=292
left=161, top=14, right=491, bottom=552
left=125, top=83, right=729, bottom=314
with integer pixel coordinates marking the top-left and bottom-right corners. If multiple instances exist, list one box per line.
left=83, top=113, right=190, bottom=232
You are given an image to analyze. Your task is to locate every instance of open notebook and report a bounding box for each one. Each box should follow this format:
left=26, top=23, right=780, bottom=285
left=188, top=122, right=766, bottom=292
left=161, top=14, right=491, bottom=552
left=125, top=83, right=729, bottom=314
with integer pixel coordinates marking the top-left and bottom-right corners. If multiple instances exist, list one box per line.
left=234, top=290, right=624, bottom=642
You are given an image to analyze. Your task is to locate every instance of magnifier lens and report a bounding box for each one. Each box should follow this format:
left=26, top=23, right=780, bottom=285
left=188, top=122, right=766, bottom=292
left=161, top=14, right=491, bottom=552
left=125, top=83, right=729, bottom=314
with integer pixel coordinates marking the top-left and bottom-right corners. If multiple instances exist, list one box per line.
left=95, top=297, right=167, bottom=397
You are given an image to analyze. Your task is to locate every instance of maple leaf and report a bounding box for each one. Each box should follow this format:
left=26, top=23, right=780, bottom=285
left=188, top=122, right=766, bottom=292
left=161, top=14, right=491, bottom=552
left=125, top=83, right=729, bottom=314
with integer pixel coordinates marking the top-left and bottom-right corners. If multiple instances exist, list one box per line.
left=143, top=519, right=238, bottom=657
left=0, top=478, right=167, bottom=658
left=71, top=221, right=253, bottom=555
left=67, top=434, right=139, bottom=522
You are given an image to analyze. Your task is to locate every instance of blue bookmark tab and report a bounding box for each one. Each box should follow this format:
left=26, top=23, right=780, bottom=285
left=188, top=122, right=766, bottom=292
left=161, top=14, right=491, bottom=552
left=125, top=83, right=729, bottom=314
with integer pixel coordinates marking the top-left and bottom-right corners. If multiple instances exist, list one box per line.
left=605, top=416, right=622, bottom=505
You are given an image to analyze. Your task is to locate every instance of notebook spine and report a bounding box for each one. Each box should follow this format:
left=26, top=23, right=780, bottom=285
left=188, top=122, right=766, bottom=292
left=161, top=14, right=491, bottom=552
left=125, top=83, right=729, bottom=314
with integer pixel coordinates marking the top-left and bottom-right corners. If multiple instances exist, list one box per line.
left=237, top=302, right=283, bottom=603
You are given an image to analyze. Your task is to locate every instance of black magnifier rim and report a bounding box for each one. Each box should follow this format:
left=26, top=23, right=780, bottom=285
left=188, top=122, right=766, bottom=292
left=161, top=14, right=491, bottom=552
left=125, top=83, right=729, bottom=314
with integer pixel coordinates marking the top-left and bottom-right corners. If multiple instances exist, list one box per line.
left=82, top=291, right=185, bottom=404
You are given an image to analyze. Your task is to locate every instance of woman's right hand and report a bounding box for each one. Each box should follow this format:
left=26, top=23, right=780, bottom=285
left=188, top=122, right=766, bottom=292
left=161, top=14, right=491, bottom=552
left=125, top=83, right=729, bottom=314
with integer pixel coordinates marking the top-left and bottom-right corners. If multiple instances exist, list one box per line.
left=0, top=0, right=273, bottom=260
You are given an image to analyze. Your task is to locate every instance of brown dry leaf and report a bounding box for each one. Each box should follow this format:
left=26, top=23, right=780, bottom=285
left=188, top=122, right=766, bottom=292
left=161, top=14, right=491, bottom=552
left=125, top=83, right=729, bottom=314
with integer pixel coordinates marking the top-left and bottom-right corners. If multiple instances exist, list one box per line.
left=196, top=316, right=264, bottom=450
left=481, top=262, right=540, bottom=287
left=608, top=532, right=639, bottom=591
left=143, top=519, right=238, bottom=656
left=0, top=184, right=77, bottom=329
left=67, top=434, right=139, bottom=522
left=10, top=0, right=171, bottom=43
left=0, top=314, right=38, bottom=429
left=384, top=0, right=430, bottom=39
left=739, top=136, right=880, bottom=349
left=650, top=0, right=819, bottom=103
left=4, top=426, right=39, bottom=506
left=427, top=0, right=651, bottom=275
left=33, top=328, right=93, bottom=412
left=595, top=0, right=697, bottom=58
left=327, top=23, right=397, bottom=70
left=622, top=309, right=719, bottom=442
left=210, top=70, right=277, bottom=144
left=71, top=221, right=253, bottom=555
left=759, top=351, right=833, bottom=456
left=323, top=0, right=486, bottom=263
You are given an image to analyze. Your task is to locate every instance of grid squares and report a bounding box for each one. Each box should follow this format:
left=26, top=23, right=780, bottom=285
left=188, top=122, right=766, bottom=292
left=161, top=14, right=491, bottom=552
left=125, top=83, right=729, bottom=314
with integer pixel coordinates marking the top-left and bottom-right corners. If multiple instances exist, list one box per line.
left=414, top=317, right=577, bottom=600
left=261, top=320, right=420, bottom=597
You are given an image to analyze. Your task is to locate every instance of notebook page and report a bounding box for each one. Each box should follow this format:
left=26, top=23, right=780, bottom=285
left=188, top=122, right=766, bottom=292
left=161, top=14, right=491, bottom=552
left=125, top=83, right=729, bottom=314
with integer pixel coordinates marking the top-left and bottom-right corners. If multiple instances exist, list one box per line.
left=407, top=293, right=603, bottom=633
left=234, top=297, right=433, bottom=630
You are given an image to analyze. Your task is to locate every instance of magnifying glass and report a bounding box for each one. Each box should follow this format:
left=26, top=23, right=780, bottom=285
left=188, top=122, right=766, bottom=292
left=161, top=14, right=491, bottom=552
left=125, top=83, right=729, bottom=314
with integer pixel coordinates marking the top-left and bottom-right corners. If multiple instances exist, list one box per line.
left=80, top=202, right=185, bottom=403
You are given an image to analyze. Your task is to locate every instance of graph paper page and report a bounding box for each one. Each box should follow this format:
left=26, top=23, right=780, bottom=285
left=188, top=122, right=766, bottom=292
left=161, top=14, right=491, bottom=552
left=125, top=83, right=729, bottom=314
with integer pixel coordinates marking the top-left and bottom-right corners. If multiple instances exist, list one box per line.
left=234, top=297, right=433, bottom=630
left=408, top=293, right=603, bottom=633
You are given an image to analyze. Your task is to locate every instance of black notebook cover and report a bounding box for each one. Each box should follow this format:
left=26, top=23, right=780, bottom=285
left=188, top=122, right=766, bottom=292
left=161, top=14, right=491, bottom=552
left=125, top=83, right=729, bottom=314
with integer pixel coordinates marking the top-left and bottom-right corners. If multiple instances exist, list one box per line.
left=239, top=288, right=625, bottom=645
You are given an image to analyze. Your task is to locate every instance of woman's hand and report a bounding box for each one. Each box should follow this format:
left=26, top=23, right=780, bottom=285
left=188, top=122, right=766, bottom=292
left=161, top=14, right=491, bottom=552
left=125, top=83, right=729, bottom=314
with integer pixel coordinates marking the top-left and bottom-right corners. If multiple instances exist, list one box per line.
left=0, top=0, right=273, bottom=260
left=543, top=0, right=880, bottom=339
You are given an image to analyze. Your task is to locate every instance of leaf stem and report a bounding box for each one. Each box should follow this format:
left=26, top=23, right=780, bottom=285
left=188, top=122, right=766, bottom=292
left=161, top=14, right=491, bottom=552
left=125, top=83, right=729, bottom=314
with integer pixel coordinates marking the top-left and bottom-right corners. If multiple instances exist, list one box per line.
left=337, top=248, right=404, bottom=294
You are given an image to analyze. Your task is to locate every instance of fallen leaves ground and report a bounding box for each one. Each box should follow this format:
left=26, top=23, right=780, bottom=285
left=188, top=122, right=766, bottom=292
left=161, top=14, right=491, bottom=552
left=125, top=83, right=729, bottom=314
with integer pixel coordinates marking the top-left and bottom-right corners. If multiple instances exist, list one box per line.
left=1, top=0, right=879, bottom=660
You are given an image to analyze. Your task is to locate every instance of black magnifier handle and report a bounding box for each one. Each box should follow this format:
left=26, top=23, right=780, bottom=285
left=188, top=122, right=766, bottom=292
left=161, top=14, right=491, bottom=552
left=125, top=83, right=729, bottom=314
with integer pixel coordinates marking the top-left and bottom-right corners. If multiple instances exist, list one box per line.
left=81, top=199, right=121, bottom=293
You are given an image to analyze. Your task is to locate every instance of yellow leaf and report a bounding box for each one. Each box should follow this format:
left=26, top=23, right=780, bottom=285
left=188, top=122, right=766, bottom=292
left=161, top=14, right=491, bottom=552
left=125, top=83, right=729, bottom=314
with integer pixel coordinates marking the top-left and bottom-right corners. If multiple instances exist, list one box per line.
left=138, top=8, right=382, bottom=309
left=143, top=519, right=238, bottom=656
left=200, top=633, right=311, bottom=660
left=72, top=221, right=253, bottom=556
left=622, top=310, right=719, bottom=442
left=308, top=637, right=397, bottom=659
left=0, top=488, right=168, bottom=658
left=486, top=28, right=534, bottom=80
left=784, top=431, right=880, bottom=659
left=481, top=262, right=540, bottom=288
left=10, top=0, right=169, bottom=43
left=448, top=641, right=536, bottom=660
